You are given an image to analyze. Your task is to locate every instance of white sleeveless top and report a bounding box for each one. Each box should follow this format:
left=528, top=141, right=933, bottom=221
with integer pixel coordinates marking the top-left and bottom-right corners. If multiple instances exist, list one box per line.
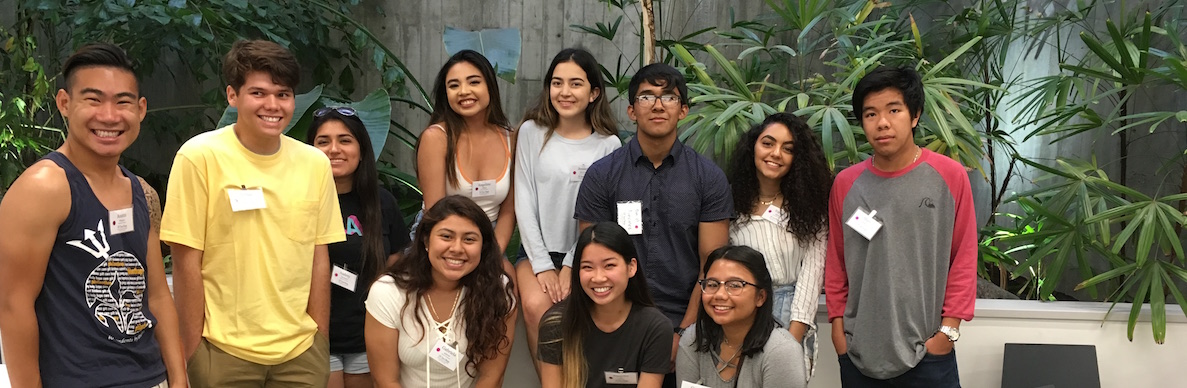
left=432, top=124, right=512, bottom=222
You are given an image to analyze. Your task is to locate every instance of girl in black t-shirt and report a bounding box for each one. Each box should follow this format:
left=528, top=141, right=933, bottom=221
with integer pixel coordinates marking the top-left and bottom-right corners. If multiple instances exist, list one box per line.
left=538, top=222, right=672, bottom=388
left=307, top=107, right=411, bottom=388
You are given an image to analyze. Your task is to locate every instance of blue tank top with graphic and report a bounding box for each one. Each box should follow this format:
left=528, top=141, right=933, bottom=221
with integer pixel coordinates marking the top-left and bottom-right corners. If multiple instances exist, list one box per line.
left=37, top=152, right=166, bottom=387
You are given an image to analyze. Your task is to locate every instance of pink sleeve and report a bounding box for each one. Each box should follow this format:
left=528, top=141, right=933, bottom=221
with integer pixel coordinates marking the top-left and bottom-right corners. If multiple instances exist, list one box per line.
left=824, top=171, right=854, bottom=322
left=941, top=163, right=977, bottom=321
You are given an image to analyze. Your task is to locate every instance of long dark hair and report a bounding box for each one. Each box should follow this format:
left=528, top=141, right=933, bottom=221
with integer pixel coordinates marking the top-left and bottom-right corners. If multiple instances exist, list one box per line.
left=694, top=245, right=777, bottom=359
left=545, top=222, right=654, bottom=388
left=383, top=195, right=514, bottom=376
left=422, top=50, right=511, bottom=188
left=728, top=112, right=832, bottom=243
left=306, top=111, right=386, bottom=296
left=521, top=47, right=618, bottom=146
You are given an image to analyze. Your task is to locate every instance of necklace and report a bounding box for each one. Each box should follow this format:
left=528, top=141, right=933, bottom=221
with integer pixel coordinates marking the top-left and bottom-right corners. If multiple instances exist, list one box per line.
left=426, top=289, right=461, bottom=332
left=758, top=194, right=780, bottom=206
left=715, top=338, right=743, bottom=375
left=912, top=146, right=922, bottom=164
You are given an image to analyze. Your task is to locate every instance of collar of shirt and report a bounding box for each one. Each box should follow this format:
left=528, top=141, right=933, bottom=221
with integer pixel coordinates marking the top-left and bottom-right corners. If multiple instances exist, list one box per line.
left=626, top=136, right=686, bottom=168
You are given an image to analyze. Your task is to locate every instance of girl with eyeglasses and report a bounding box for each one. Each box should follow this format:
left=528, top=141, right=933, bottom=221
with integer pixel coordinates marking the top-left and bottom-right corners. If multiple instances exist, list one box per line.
left=307, top=107, right=413, bottom=388
left=364, top=195, right=517, bottom=388
left=514, top=48, right=622, bottom=378
left=726, top=112, right=831, bottom=380
left=537, top=222, right=672, bottom=388
left=417, top=50, right=516, bottom=279
left=676, top=245, right=806, bottom=388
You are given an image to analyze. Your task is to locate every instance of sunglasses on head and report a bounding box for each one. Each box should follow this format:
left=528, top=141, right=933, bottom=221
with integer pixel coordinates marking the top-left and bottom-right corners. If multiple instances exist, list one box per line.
left=313, top=106, right=357, bottom=117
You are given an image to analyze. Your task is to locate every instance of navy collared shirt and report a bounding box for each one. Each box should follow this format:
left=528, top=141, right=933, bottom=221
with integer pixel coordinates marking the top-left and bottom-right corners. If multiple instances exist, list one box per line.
left=575, top=136, right=733, bottom=324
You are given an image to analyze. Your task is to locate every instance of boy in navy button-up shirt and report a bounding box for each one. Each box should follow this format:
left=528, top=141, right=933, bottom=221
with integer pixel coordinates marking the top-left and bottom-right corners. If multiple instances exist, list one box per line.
left=575, top=63, right=733, bottom=382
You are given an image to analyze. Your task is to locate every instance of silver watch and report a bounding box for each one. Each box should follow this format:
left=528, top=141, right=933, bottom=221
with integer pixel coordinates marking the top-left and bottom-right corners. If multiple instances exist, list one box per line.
left=938, top=325, right=960, bottom=342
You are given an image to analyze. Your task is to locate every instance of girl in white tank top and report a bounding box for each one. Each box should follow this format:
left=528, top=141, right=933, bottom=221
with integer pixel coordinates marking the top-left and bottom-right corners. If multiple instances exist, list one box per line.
left=415, top=50, right=517, bottom=281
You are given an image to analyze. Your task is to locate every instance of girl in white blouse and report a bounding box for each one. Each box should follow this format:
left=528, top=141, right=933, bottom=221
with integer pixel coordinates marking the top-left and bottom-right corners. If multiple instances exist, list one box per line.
left=726, top=112, right=832, bottom=381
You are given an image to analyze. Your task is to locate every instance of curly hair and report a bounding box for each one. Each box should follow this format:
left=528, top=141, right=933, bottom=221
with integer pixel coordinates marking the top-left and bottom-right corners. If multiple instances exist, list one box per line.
left=728, top=112, right=832, bottom=243
left=382, top=195, right=514, bottom=376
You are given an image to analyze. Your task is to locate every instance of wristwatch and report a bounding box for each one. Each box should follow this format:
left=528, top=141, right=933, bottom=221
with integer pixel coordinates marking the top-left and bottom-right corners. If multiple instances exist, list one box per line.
left=674, top=326, right=688, bottom=336
left=938, top=325, right=960, bottom=342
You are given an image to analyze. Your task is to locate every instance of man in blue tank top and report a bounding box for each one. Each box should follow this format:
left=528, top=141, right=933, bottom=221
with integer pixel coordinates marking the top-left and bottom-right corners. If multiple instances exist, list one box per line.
left=0, top=43, right=186, bottom=387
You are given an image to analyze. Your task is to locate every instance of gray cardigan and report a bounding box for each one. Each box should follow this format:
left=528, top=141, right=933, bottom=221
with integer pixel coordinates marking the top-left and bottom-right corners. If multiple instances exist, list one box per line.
left=675, top=324, right=807, bottom=388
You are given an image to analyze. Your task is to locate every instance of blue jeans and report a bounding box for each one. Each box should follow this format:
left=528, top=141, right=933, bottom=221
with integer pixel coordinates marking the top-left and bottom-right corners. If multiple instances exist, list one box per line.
left=770, top=283, right=795, bottom=327
left=838, top=351, right=961, bottom=388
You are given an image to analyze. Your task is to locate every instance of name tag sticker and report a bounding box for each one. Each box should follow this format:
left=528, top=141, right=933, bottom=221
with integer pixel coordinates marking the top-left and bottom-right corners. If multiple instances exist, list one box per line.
left=846, top=207, right=883, bottom=240
left=604, top=371, right=639, bottom=384
left=228, top=188, right=267, bottom=212
left=761, top=204, right=785, bottom=225
left=681, top=381, right=710, bottom=388
left=570, top=164, right=589, bottom=182
left=331, top=265, right=358, bottom=292
left=429, top=339, right=459, bottom=371
left=109, top=207, right=134, bottom=235
left=616, top=201, right=643, bottom=235
left=472, top=179, right=496, bottom=198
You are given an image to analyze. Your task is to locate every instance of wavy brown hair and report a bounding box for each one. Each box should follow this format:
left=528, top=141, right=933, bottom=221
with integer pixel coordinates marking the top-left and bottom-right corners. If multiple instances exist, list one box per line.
left=522, top=47, right=618, bottom=146
left=382, top=195, right=514, bottom=376
left=728, top=112, right=832, bottom=243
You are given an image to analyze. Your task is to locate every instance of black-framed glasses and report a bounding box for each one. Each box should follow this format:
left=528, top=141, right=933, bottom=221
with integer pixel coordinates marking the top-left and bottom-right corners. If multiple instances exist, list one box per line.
left=634, top=94, right=680, bottom=107
left=314, top=106, right=357, bottom=117
left=697, top=279, right=758, bottom=296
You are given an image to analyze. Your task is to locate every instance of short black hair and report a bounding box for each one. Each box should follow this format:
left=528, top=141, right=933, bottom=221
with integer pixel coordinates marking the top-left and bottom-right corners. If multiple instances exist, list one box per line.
left=62, top=42, right=137, bottom=92
left=852, top=66, right=924, bottom=124
left=628, top=63, right=689, bottom=106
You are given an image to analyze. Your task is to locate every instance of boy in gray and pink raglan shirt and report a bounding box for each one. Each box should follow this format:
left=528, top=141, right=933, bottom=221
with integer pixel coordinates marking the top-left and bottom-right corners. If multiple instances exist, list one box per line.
left=824, top=66, right=977, bottom=388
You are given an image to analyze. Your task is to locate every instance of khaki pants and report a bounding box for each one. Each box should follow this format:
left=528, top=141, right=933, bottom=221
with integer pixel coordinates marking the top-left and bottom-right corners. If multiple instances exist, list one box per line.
left=188, top=333, right=330, bottom=388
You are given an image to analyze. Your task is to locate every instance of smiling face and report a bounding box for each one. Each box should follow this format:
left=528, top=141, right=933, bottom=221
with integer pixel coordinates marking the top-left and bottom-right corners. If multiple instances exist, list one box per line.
left=860, top=87, right=920, bottom=162
left=627, top=81, right=688, bottom=141
left=57, top=66, right=146, bottom=159
left=312, top=120, right=361, bottom=179
left=579, top=242, right=638, bottom=307
left=227, top=71, right=295, bottom=140
left=549, top=61, right=598, bottom=121
left=425, top=215, right=483, bottom=284
left=701, top=259, right=765, bottom=329
left=445, top=61, right=491, bottom=119
left=754, top=122, right=795, bottom=184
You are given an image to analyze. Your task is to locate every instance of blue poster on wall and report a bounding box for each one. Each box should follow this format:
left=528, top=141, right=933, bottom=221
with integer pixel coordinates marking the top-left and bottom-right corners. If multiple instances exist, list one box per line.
left=443, top=27, right=521, bottom=83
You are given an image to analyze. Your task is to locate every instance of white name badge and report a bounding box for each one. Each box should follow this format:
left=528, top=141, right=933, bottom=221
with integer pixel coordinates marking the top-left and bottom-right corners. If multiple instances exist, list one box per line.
left=681, top=381, right=710, bottom=388
left=228, top=188, right=267, bottom=212
left=109, top=207, right=134, bottom=235
left=429, top=339, right=459, bottom=371
left=472, top=179, right=496, bottom=198
left=604, top=371, right=639, bottom=385
left=616, top=201, right=643, bottom=235
left=570, top=164, right=589, bottom=182
left=846, top=207, right=883, bottom=240
left=331, top=265, right=358, bottom=292
left=761, top=204, right=785, bottom=225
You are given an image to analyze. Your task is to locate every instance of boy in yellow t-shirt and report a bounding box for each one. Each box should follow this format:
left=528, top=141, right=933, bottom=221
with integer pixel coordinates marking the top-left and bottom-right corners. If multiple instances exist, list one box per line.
left=161, top=39, right=346, bottom=387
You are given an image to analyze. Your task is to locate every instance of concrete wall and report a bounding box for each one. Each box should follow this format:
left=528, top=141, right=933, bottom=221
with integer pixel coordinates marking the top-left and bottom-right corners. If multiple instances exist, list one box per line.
left=357, top=0, right=770, bottom=170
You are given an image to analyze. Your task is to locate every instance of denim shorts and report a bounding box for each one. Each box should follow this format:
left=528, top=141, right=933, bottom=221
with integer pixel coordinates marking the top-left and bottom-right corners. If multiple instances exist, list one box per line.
left=329, top=352, right=369, bottom=374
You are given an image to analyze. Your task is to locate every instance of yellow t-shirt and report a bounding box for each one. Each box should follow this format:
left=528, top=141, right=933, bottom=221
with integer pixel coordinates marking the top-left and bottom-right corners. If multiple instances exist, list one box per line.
left=161, top=125, right=345, bottom=364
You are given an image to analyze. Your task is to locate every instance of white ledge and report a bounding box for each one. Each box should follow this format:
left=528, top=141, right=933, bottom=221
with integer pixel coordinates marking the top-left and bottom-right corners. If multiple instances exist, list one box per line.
left=812, top=295, right=1186, bottom=323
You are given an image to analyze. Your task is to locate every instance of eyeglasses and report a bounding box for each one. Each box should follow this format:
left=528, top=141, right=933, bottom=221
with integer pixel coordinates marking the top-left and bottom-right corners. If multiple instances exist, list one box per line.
left=634, top=94, right=681, bottom=107
left=697, top=279, right=758, bottom=296
left=314, top=106, right=357, bottom=117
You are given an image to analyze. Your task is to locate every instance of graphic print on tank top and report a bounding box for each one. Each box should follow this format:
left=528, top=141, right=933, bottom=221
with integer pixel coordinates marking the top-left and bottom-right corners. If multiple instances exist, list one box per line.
left=67, top=219, right=153, bottom=341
